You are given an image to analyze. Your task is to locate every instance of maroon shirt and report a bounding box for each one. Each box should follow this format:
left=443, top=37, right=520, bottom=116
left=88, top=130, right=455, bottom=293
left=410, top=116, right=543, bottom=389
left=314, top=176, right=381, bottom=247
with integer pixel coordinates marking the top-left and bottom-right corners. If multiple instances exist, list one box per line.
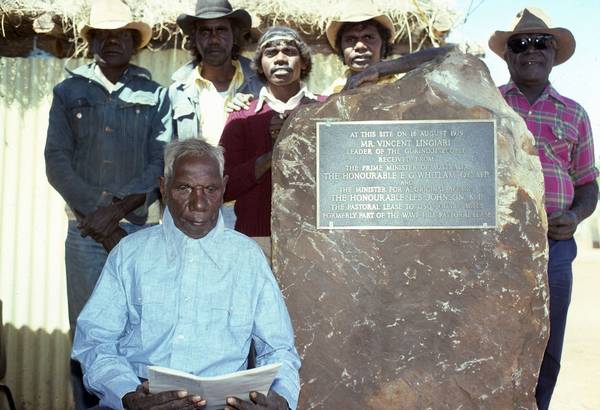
left=220, top=100, right=275, bottom=236
left=220, top=96, right=324, bottom=236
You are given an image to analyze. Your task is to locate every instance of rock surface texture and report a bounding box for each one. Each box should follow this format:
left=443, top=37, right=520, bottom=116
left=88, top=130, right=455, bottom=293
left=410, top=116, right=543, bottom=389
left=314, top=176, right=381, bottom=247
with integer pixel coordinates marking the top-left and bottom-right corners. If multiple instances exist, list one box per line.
left=271, top=52, right=548, bottom=409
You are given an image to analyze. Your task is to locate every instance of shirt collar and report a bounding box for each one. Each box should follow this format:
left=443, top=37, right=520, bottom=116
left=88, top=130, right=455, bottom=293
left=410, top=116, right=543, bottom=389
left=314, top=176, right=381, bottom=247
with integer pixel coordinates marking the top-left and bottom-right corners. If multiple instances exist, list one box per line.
left=67, top=62, right=151, bottom=88
left=255, top=83, right=316, bottom=113
left=193, top=60, right=245, bottom=94
left=162, top=206, right=225, bottom=268
left=544, top=83, right=570, bottom=106
left=93, top=64, right=121, bottom=93
left=502, top=80, right=568, bottom=107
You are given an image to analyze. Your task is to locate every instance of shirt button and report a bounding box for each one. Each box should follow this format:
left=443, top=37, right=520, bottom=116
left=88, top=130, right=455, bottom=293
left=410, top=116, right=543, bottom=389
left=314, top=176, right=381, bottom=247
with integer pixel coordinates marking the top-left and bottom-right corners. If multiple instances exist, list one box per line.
left=76, top=112, right=83, bottom=119
left=528, top=110, right=532, bottom=116
left=177, top=335, right=185, bottom=340
left=105, top=126, right=113, bottom=132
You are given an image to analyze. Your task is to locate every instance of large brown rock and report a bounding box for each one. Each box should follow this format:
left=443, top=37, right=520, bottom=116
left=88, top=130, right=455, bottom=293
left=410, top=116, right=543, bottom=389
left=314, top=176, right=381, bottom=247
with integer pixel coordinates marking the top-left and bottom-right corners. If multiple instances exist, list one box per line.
left=271, top=52, right=548, bottom=409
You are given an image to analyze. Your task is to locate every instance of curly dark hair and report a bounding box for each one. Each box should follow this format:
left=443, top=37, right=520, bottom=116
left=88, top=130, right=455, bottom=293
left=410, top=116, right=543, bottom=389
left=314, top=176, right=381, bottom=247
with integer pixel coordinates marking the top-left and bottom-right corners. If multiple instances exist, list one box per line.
left=334, top=20, right=392, bottom=61
left=250, top=26, right=312, bottom=82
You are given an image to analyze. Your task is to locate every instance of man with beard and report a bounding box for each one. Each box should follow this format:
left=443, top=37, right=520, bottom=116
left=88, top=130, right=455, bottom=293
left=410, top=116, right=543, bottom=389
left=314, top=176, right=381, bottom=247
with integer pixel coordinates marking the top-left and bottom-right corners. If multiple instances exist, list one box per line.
left=44, top=0, right=170, bottom=407
left=219, top=27, right=324, bottom=257
left=489, top=8, right=598, bottom=409
left=324, top=4, right=453, bottom=94
left=169, top=0, right=264, bottom=145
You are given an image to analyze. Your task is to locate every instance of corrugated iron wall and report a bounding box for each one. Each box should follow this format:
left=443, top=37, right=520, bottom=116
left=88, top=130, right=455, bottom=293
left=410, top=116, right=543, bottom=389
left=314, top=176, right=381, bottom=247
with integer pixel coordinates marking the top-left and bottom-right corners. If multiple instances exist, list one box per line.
left=0, top=48, right=342, bottom=410
left=1, top=55, right=73, bottom=410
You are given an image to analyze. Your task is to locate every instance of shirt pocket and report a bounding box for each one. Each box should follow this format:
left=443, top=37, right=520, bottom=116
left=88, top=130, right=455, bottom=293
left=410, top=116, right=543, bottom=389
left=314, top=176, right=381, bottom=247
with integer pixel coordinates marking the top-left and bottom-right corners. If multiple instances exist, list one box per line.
left=116, top=99, right=156, bottom=160
left=545, top=124, right=578, bottom=169
left=207, top=305, right=254, bottom=357
left=69, top=98, right=99, bottom=142
left=131, top=285, right=176, bottom=346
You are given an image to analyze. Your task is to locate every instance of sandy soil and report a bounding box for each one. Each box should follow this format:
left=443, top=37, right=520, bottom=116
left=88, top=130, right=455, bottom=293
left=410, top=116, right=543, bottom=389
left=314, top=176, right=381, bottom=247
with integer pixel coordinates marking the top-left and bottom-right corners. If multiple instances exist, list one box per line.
left=550, top=247, right=600, bottom=410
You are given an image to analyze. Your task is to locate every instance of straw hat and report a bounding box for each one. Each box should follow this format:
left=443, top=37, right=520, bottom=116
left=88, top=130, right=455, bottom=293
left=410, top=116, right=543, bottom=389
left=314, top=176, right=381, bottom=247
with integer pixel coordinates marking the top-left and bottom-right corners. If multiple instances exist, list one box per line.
left=80, top=0, right=152, bottom=48
left=177, top=0, right=252, bottom=37
left=325, top=3, right=395, bottom=51
left=488, top=7, right=575, bottom=65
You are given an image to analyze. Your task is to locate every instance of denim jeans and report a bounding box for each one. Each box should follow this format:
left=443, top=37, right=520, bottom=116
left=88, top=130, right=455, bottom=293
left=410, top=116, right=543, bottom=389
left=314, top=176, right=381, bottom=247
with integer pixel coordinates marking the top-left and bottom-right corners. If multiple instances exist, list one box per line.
left=535, top=238, right=576, bottom=410
left=66, top=220, right=152, bottom=410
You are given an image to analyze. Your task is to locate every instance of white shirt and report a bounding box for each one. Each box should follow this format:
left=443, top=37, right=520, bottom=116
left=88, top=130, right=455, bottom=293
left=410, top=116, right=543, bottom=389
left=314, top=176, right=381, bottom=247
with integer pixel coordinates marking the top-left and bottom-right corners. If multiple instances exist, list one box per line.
left=255, top=83, right=317, bottom=114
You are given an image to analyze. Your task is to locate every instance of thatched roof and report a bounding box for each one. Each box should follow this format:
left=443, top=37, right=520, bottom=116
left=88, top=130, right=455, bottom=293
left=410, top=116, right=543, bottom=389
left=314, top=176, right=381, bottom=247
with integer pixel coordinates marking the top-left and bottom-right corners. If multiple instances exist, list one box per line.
left=0, top=0, right=458, bottom=57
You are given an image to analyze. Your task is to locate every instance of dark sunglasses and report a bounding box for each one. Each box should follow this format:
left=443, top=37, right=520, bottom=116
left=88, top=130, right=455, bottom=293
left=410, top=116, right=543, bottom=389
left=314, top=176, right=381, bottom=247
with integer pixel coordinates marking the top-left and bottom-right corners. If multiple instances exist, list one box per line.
left=507, top=34, right=555, bottom=54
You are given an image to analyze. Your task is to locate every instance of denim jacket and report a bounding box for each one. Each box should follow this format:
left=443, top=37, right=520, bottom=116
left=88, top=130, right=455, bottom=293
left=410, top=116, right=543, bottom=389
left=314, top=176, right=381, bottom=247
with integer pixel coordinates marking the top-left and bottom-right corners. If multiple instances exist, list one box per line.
left=45, top=63, right=172, bottom=224
left=168, top=56, right=264, bottom=141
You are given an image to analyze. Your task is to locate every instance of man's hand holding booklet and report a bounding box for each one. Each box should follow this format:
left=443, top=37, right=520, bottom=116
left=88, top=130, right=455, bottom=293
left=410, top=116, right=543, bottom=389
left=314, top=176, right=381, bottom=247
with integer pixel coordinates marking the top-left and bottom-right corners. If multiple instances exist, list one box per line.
left=147, top=363, right=283, bottom=410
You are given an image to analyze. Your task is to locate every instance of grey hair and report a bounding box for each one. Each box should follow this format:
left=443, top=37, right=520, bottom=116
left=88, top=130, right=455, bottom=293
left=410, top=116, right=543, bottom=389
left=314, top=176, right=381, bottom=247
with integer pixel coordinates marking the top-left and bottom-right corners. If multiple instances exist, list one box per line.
left=163, top=139, right=225, bottom=187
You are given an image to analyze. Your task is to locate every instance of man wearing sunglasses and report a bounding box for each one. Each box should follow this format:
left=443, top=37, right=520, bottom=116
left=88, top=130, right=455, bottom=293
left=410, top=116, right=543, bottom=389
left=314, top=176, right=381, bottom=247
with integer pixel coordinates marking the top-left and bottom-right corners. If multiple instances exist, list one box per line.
left=490, top=8, right=598, bottom=410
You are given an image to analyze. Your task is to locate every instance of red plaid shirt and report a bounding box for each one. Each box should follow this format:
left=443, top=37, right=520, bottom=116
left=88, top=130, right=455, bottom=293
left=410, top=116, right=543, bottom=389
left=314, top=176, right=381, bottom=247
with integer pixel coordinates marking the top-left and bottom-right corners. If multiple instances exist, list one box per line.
left=500, top=82, right=599, bottom=213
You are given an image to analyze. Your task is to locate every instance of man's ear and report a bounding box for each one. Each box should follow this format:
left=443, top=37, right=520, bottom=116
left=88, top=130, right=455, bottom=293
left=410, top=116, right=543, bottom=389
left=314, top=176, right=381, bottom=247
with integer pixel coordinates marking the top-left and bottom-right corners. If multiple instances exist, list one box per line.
left=222, top=175, right=229, bottom=192
left=159, top=176, right=166, bottom=201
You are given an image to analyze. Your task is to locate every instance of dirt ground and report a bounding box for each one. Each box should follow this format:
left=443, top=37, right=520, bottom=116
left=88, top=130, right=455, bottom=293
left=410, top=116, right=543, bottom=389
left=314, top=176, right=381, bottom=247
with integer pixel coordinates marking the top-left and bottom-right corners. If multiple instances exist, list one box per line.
left=550, top=246, right=600, bottom=410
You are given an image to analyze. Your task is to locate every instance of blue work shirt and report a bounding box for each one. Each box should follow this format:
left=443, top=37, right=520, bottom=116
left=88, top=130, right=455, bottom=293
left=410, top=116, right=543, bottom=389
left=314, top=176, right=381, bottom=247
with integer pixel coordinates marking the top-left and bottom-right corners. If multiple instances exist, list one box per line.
left=168, top=56, right=264, bottom=141
left=45, top=63, right=171, bottom=223
left=72, top=208, right=301, bottom=410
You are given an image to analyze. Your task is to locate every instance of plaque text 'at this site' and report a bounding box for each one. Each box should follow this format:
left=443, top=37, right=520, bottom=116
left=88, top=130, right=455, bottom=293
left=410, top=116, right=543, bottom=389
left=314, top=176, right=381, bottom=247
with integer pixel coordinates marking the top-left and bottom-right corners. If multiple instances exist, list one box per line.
left=316, top=120, right=497, bottom=229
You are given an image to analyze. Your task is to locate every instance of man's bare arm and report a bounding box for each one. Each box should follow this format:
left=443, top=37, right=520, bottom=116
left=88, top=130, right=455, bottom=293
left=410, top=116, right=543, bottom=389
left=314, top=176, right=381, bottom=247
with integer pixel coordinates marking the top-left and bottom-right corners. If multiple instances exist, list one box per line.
left=344, top=45, right=455, bottom=90
left=548, top=180, right=598, bottom=240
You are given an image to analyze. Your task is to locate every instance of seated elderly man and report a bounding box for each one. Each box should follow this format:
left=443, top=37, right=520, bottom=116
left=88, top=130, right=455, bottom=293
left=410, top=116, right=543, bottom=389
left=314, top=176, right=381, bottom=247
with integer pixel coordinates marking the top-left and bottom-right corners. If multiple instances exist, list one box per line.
left=324, top=4, right=452, bottom=93
left=72, top=139, right=300, bottom=410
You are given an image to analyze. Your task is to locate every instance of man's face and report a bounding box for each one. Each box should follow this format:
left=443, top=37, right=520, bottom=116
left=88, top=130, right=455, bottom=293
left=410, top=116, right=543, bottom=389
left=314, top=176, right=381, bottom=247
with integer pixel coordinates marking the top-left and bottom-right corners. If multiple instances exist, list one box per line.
left=90, top=29, right=136, bottom=68
left=194, top=18, right=234, bottom=67
left=160, top=154, right=227, bottom=239
left=505, top=33, right=556, bottom=87
left=261, top=42, right=307, bottom=87
left=340, top=23, right=383, bottom=72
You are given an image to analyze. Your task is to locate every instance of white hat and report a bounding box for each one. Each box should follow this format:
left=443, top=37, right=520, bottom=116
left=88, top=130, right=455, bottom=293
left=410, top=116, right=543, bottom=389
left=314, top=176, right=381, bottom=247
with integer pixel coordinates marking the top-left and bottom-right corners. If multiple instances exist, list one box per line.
left=80, top=0, right=152, bottom=49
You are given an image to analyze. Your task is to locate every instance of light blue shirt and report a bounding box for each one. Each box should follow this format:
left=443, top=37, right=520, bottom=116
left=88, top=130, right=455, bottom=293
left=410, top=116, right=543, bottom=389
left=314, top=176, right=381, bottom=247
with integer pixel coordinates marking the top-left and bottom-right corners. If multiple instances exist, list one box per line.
left=72, top=208, right=300, bottom=410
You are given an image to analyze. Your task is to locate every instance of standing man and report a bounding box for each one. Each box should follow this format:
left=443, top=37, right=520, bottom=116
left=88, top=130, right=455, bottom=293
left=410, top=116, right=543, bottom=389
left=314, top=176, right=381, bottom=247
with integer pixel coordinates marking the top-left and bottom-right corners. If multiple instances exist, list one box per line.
left=169, top=0, right=264, bottom=144
left=44, top=0, right=170, bottom=407
left=170, top=0, right=264, bottom=228
left=72, top=139, right=300, bottom=410
left=324, top=3, right=452, bottom=93
left=219, top=27, right=323, bottom=256
left=489, top=8, right=599, bottom=409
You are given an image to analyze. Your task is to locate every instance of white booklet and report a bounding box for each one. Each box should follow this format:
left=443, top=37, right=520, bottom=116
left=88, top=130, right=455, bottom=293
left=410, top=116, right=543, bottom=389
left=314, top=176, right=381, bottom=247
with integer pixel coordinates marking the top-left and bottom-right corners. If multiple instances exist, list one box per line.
left=148, top=363, right=282, bottom=410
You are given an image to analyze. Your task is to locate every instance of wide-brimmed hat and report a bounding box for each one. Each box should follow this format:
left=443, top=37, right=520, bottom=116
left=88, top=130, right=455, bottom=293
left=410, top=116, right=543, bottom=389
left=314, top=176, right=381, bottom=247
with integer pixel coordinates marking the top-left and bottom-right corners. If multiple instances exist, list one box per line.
left=488, top=7, right=575, bottom=65
left=177, top=0, right=252, bottom=36
left=325, top=4, right=395, bottom=51
left=79, top=0, right=152, bottom=49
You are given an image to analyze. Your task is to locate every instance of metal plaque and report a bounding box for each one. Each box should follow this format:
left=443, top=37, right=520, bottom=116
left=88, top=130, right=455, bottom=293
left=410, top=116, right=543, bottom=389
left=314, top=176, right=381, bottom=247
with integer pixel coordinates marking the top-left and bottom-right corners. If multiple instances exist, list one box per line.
left=316, top=120, right=497, bottom=229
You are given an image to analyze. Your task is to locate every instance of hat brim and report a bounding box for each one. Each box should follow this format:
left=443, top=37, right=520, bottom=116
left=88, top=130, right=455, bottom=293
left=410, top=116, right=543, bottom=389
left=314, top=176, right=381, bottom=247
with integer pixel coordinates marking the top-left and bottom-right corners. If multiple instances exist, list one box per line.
left=177, top=9, right=252, bottom=37
left=488, top=27, right=575, bottom=65
left=326, top=14, right=395, bottom=50
left=80, top=21, right=152, bottom=49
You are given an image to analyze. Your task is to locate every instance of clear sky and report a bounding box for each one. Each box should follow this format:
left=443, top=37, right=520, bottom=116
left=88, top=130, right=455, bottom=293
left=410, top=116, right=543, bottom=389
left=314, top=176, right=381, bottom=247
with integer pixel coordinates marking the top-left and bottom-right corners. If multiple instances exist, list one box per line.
left=447, top=0, right=600, bottom=155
